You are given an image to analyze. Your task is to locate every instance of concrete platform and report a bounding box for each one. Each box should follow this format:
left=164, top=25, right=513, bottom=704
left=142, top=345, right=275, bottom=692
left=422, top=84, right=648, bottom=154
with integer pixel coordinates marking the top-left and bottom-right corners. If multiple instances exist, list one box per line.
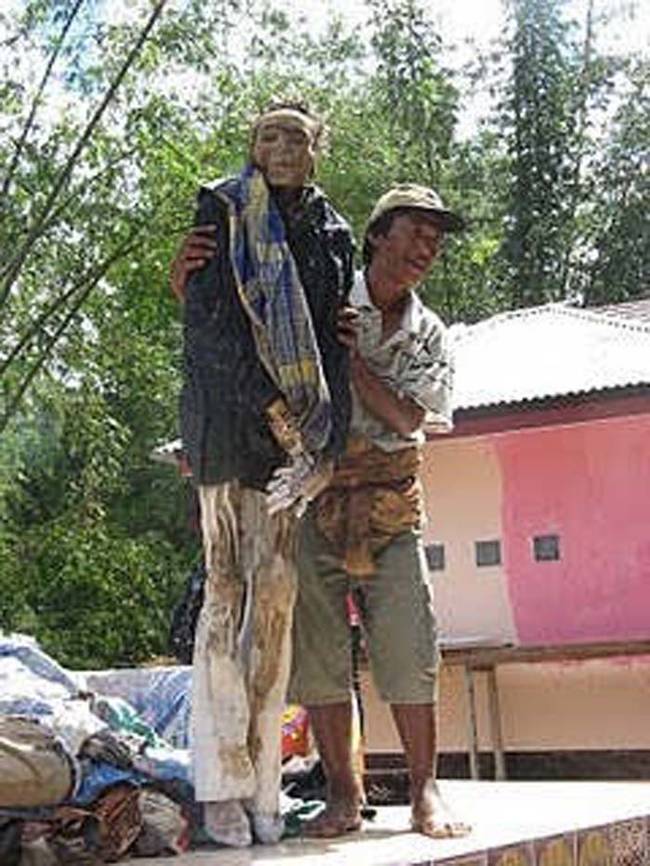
left=134, top=780, right=650, bottom=865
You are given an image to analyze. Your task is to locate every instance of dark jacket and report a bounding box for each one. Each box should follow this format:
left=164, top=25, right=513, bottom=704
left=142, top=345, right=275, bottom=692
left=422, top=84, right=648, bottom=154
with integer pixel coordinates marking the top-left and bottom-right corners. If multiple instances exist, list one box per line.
left=180, top=181, right=354, bottom=489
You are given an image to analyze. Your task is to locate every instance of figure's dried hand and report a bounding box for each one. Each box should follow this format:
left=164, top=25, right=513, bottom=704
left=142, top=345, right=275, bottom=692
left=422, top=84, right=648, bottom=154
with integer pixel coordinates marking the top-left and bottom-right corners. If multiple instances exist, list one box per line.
left=266, top=454, right=332, bottom=516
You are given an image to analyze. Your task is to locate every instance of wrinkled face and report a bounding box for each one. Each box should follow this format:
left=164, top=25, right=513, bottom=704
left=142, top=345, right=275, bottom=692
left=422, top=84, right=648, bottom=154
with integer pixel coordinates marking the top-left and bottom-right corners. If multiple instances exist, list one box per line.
left=252, top=117, right=316, bottom=189
left=369, top=211, right=445, bottom=287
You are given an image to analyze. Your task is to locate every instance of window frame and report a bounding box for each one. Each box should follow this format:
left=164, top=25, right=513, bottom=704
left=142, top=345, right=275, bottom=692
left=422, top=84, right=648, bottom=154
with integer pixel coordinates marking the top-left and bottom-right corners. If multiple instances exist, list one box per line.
left=475, top=539, right=502, bottom=568
left=533, top=533, right=561, bottom=562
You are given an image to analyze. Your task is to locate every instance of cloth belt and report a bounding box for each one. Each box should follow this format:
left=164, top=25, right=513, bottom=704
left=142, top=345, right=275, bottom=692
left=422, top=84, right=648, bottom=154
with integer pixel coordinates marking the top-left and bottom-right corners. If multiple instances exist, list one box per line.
left=314, top=436, right=423, bottom=578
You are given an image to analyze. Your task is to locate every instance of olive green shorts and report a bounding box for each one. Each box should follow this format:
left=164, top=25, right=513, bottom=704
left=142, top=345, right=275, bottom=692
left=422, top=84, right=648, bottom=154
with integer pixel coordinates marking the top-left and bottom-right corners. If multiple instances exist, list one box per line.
left=288, top=512, right=439, bottom=706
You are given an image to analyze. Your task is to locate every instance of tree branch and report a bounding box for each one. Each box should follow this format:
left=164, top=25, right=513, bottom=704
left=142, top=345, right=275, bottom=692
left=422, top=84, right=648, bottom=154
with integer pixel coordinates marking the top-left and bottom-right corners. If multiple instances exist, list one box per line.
left=1, top=267, right=102, bottom=381
left=0, top=0, right=169, bottom=308
left=39, top=144, right=141, bottom=235
left=0, top=0, right=87, bottom=205
left=0, top=226, right=146, bottom=435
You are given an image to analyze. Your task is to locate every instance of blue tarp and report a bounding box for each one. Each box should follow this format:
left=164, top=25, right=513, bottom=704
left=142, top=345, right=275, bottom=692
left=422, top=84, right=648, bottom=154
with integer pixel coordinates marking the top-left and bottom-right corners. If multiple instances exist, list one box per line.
left=86, top=666, right=192, bottom=749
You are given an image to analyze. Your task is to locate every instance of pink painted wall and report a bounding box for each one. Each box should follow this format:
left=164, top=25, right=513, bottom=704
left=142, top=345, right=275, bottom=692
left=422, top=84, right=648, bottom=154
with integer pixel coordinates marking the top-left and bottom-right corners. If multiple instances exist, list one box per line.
left=495, top=415, right=650, bottom=645
left=399, top=411, right=650, bottom=755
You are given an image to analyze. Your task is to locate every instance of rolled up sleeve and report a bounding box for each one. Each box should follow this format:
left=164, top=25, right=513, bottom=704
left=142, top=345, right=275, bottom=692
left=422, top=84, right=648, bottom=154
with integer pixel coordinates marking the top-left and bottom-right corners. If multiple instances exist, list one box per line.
left=398, top=323, right=453, bottom=433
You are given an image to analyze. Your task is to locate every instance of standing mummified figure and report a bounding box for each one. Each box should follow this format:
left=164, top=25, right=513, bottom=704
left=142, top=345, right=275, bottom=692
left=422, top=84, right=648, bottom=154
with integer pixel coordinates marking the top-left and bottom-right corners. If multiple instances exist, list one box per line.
left=178, top=103, right=354, bottom=847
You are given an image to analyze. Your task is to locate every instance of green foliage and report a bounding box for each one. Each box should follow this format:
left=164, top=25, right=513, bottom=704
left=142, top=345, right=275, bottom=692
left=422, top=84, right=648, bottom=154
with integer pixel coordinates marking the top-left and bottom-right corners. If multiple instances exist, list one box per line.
left=10, top=518, right=186, bottom=669
left=0, top=0, right=207, bottom=667
left=500, top=0, right=582, bottom=306
left=369, top=0, right=458, bottom=181
left=582, top=57, right=650, bottom=305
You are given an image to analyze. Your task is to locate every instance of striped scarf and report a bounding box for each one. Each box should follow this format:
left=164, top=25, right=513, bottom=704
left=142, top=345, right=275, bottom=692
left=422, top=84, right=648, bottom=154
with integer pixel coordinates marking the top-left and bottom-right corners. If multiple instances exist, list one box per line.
left=214, top=165, right=332, bottom=456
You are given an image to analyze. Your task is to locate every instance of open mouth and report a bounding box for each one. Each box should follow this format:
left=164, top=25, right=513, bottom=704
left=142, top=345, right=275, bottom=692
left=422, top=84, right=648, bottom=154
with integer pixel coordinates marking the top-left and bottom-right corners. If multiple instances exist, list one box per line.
left=406, top=259, right=428, bottom=272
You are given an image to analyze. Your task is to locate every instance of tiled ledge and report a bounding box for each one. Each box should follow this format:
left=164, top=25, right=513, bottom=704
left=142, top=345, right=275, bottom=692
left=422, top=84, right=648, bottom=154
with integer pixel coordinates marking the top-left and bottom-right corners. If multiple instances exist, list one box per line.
left=134, top=780, right=650, bottom=866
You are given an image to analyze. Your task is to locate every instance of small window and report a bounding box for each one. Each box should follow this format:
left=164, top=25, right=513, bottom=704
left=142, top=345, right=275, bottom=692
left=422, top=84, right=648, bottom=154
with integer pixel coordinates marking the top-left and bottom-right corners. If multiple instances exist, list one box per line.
left=475, top=539, right=501, bottom=567
left=425, top=543, right=445, bottom=571
left=533, top=534, right=560, bottom=562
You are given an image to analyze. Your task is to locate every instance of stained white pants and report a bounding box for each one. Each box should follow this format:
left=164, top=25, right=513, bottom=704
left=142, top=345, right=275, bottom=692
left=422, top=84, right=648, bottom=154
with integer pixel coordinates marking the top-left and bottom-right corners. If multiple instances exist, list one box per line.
left=191, top=483, right=297, bottom=818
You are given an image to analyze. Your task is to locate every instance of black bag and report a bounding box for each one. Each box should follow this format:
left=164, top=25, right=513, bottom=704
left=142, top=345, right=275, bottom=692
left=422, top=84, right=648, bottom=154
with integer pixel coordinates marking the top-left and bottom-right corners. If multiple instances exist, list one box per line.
left=169, top=560, right=206, bottom=664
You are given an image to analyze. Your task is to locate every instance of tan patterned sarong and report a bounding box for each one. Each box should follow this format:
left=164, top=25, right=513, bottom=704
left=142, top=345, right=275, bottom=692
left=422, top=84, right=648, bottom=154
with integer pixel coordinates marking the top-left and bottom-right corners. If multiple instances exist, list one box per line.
left=314, top=436, right=424, bottom=578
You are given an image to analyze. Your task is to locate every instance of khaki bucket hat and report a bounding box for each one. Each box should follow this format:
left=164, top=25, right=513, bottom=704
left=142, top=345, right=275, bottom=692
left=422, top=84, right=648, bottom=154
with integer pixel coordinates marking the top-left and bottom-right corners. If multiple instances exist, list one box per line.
left=366, top=183, right=465, bottom=233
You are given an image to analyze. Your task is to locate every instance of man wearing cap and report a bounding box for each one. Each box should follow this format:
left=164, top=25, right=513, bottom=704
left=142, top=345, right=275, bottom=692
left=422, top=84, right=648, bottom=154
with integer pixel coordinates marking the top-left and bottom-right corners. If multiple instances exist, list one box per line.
left=288, top=184, right=469, bottom=840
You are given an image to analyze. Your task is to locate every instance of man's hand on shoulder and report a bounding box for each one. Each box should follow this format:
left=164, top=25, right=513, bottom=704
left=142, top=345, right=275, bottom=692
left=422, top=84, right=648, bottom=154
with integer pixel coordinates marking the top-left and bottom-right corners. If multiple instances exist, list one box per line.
left=336, top=306, right=360, bottom=353
left=170, top=225, right=218, bottom=301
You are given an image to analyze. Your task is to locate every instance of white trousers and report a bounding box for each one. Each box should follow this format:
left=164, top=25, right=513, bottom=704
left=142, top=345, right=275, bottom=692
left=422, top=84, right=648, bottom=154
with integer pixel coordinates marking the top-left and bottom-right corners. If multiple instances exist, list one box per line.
left=191, top=483, right=297, bottom=817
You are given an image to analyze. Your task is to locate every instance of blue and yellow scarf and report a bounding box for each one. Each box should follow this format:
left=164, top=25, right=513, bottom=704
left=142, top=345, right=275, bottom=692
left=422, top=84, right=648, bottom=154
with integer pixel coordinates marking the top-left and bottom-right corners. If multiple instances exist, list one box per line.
left=214, top=165, right=332, bottom=456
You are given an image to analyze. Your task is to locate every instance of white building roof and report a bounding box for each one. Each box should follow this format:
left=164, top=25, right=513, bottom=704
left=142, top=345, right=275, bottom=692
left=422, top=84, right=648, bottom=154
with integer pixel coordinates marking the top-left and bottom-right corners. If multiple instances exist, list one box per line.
left=450, top=302, right=650, bottom=411
left=150, top=437, right=183, bottom=466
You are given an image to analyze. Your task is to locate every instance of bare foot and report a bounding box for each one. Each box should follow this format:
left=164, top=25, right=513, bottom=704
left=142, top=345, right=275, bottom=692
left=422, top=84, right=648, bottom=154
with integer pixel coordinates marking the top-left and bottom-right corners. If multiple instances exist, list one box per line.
left=410, top=779, right=471, bottom=838
left=303, top=801, right=362, bottom=838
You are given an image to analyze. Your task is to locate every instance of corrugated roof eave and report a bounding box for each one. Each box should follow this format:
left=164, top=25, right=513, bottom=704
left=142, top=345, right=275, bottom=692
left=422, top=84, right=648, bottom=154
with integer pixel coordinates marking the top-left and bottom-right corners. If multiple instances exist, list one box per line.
left=453, top=380, right=650, bottom=413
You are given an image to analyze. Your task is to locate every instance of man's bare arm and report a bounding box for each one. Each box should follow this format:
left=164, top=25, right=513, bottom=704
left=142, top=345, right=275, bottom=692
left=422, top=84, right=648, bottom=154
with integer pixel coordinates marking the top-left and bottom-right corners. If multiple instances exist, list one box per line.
left=337, top=306, right=425, bottom=437
left=350, top=354, right=425, bottom=436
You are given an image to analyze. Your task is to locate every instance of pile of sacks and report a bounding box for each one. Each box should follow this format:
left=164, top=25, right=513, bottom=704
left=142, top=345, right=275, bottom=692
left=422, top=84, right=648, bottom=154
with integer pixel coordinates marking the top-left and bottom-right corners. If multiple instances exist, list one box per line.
left=0, top=634, right=192, bottom=864
left=0, top=762, right=187, bottom=864
left=0, top=632, right=329, bottom=862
